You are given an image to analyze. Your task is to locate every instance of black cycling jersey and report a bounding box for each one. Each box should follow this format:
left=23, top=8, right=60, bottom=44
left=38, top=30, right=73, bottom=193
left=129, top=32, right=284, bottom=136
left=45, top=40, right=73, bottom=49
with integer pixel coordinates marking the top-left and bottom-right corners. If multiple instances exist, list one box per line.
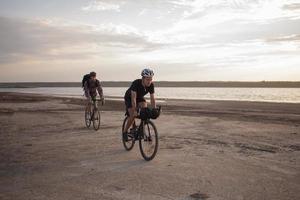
left=84, top=79, right=103, bottom=98
left=124, top=79, right=154, bottom=101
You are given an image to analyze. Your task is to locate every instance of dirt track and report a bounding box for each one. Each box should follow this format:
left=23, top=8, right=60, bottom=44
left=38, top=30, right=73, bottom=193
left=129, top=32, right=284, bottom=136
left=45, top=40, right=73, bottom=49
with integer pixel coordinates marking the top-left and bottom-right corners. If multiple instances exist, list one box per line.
left=0, top=93, right=299, bottom=200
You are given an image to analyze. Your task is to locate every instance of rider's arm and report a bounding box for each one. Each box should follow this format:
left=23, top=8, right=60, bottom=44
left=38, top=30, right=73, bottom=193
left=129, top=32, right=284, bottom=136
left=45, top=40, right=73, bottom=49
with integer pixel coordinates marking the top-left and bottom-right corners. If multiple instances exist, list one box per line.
left=149, top=83, right=156, bottom=108
left=96, top=80, right=104, bottom=99
left=131, top=90, right=137, bottom=109
left=150, top=93, right=156, bottom=108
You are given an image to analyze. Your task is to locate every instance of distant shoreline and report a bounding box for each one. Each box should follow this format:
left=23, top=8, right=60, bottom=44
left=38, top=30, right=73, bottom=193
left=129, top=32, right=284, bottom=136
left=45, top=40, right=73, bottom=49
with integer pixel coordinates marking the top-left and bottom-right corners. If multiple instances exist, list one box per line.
left=1, top=81, right=300, bottom=88
left=4, top=91, right=300, bottom=104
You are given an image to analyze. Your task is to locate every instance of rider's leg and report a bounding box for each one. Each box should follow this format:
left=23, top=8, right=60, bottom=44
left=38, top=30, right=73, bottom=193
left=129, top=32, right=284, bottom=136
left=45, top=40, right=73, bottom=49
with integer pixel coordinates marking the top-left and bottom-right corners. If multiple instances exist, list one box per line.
left=87, top=99, right=92, bottom=113
left=139, top=101, right=147, bottom=108
left=124, top=101, right=148, bottom=132
left=88, top=96, right=97, bottom=119
left=93, top=101, right=97, bottom=110
left=124, top=107, right=135, bottom=133
left=92, top=96, right=98, bottom=109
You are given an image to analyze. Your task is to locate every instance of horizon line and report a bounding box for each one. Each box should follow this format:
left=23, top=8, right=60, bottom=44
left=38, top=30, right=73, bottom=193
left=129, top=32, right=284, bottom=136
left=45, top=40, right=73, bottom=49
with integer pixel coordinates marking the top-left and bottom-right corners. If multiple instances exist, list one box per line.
left=1, top=81, right=300, bottom=83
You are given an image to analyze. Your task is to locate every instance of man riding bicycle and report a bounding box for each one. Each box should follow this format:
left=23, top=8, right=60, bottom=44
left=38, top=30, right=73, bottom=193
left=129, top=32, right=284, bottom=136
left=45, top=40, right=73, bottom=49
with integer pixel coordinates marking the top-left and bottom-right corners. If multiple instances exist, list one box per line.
left=123, top=68, right=156, bottom=141
left=84, top=71, right=105, bottom=108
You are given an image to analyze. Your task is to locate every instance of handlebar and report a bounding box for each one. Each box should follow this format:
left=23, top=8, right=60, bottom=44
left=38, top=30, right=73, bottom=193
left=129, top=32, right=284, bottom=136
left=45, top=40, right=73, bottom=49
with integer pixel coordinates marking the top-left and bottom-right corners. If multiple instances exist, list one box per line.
left=136, top=106, right=162, bottom=120
left=137, top=105, right=161, bottom=113
left=89, top=97, right=105, bottom=106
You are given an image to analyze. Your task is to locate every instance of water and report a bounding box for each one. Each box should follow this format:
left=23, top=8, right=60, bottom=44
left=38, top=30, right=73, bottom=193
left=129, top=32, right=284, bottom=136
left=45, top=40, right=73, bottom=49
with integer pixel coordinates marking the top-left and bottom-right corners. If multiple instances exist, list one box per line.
left=0, top=87, right=299, bottom=103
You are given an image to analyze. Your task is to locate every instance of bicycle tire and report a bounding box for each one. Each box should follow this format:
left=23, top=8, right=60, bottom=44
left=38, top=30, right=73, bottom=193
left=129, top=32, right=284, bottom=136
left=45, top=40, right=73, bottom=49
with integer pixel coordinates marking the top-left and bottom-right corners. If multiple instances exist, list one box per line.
left=85, top=106, right=91, bottom=128
left=122, top=117, right=135, bottom=151
left=93, top=108, right=101, bottom=130
left=139, top=120, right=158, bottom=161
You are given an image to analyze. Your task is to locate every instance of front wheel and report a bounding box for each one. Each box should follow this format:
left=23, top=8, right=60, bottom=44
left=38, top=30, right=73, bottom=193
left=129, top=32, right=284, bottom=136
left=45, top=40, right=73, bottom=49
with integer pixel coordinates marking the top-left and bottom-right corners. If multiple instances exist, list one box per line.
left=139, top=120, right=158, bottom=161
left=85, top=106, right=91, bottom=128
left=122, top=117, right=135, bottom=151
left=92, top=108, right=101, bottom=130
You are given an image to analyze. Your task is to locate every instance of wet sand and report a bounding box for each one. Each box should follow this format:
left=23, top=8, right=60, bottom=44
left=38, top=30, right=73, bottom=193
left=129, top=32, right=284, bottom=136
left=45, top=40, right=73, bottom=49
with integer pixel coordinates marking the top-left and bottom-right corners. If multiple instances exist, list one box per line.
left=0, top=92, right=299, bottom=200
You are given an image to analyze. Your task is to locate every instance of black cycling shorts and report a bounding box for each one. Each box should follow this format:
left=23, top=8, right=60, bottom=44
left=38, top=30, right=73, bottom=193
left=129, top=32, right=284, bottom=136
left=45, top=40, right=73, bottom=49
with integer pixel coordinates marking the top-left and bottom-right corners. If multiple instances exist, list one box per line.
left=124, top=97, right=146, bottom=109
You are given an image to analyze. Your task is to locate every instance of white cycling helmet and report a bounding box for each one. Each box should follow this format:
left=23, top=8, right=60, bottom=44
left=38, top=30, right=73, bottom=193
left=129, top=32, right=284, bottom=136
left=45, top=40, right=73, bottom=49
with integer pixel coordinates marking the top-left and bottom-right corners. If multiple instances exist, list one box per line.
left=141, top=68, right=154, bottom=78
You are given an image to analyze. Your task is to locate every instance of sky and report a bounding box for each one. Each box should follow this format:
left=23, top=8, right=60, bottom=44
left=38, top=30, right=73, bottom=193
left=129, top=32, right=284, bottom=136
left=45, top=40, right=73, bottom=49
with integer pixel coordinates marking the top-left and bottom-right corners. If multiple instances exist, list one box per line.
left=0, top=0, right=300, bottom=82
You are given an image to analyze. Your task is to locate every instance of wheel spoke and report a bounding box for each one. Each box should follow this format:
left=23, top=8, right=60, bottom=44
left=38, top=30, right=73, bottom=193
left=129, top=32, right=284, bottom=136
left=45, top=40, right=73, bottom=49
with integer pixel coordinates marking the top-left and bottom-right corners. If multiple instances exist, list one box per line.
left=93, top=109, right=100, bottom=130
left=85, top=106, right=92, bottom=128
left=139, top=120, right=158, bottom=161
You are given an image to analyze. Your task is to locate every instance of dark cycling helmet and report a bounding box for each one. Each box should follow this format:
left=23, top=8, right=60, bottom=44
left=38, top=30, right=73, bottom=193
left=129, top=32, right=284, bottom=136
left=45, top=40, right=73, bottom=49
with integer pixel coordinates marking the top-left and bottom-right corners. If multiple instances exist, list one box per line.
left=90, top=71, right=96, bottom=77
left=141, top=68, right=154, bottom=78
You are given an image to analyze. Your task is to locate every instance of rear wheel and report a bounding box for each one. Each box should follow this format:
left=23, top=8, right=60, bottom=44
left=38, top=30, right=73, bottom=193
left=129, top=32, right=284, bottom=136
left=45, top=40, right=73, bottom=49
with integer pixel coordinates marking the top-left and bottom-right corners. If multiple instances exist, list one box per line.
left=122, top=117, right=135, bottom=151
left=139, top=120, right=158, bottom=161
left=85, top=105, right=91, bottom=128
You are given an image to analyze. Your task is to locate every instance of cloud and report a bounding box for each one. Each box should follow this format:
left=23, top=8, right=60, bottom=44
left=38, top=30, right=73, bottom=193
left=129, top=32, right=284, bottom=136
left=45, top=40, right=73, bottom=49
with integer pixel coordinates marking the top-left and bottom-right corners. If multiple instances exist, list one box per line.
left=0, top=16, right=164, bottom=63
left=0, top=0, right=299, bottom=81
left=143, top=0, right=300, bottom=50
left=173, top=0, right=300, bottom=31
left=138, top=9, right=147, bottom=16
left=283, top=3, right=300, bottom=10
left=82, top=1, right=121, bottom=12
left=266, top=34, right=300, bottom=42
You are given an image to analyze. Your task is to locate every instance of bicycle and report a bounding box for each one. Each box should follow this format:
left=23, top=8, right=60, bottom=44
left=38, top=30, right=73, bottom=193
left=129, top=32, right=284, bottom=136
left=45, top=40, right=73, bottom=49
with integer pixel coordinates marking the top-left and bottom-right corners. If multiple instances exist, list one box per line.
left=85, top=99, right=103, bottom=131
left=122, top=106, right=161, bottom=161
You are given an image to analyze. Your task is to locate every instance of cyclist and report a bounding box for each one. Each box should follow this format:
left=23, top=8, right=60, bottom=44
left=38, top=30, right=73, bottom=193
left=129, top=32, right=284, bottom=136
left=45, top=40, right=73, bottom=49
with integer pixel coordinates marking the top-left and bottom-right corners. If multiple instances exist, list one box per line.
left=123, top=68, right=156, bottom=140
left=84, top=71, right=105, bottom=109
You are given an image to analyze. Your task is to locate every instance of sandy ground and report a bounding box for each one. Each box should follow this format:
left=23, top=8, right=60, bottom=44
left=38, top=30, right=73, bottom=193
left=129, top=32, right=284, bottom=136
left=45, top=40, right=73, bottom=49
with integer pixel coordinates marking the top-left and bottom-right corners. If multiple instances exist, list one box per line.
left=0, top=92, right=299, bottom=200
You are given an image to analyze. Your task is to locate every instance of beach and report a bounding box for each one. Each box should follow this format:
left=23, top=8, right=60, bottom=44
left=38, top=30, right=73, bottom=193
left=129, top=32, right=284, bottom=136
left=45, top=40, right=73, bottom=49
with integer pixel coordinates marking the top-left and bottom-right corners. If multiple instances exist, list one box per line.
left=0, top=92, right=299, bottom=200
